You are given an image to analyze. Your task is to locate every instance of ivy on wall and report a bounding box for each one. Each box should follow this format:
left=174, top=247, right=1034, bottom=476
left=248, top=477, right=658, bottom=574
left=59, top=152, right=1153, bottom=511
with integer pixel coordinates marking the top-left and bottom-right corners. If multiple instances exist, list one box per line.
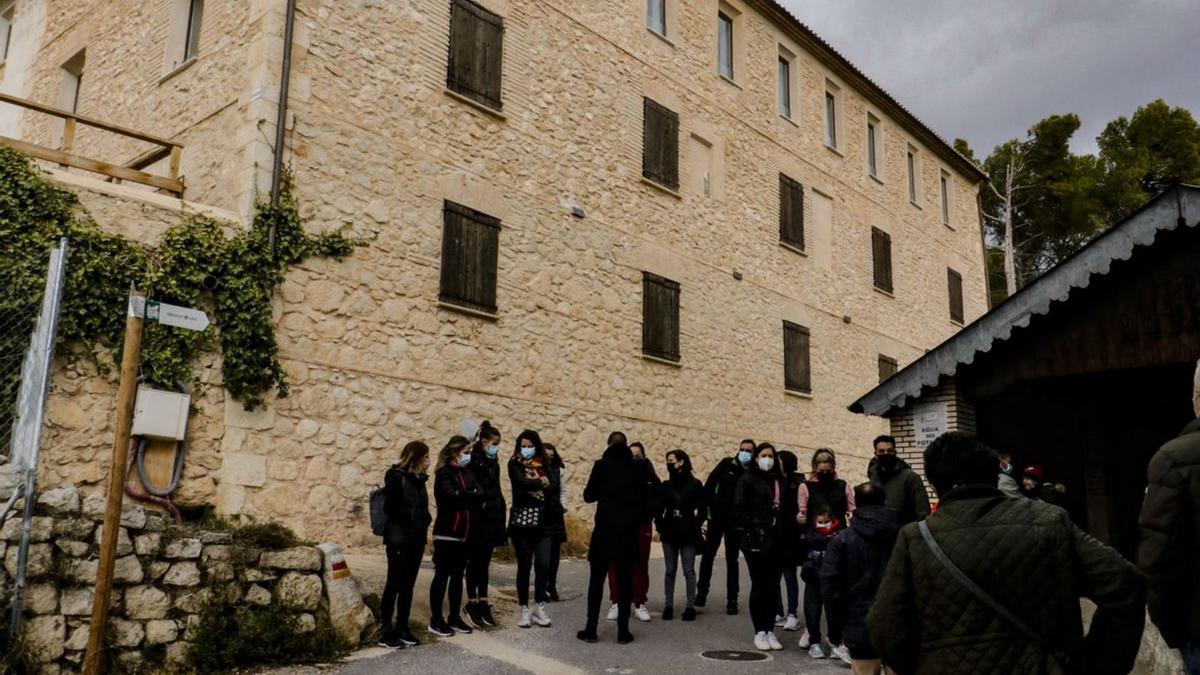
left=0, top=147, right=357, bottom=411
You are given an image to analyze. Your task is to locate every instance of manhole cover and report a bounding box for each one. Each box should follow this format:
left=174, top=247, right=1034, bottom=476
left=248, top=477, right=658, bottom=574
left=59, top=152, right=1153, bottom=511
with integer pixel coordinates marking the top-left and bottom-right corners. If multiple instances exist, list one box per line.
left=700, top=650, right=770, bottom=662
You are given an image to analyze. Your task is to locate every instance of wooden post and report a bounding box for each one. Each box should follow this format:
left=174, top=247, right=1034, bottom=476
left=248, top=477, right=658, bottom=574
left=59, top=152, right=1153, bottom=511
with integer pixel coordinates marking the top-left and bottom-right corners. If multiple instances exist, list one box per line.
left=82, top=290, right=143, bottom=675
left=59, top=117, right=76, bottom=169
left=168, top=145, right=181, bottom=183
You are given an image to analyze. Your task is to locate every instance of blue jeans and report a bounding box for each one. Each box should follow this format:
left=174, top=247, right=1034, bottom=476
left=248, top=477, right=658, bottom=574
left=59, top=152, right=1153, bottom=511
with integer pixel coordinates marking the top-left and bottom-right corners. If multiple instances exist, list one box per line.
left=777, top=564, right=799, bottom=616
left=1183, top=643, right=1200, bottom=675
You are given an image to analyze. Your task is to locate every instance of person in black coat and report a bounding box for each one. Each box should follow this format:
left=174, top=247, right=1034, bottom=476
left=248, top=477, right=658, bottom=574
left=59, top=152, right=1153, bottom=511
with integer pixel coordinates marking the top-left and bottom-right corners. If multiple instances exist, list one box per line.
left=543, top=442, right=567, bottom=601
left=697, top=438, right=755, bottom=613
left=577, top=432, right=646, bottom=645
left=379, top=441, right=433, bottom=649
left=655, top=449, right=705, bottom=621
left=464, top=421, right=506, bottom=628
left=508, top=429, right=559, bottom=628
left=776, top=450, right=804, bottom=631
left=734, top=442, right=788, bottom=651
left=606, top=441, right=660, bottom=622
left=820, top=482, right=899, bottom=673
left=428, top=436, right=483, bottom=638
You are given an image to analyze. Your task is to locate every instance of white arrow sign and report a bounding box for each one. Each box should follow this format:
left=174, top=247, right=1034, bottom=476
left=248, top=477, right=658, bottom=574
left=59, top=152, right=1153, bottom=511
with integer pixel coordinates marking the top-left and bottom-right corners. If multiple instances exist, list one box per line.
left=144, top=300, right=210, bottom=331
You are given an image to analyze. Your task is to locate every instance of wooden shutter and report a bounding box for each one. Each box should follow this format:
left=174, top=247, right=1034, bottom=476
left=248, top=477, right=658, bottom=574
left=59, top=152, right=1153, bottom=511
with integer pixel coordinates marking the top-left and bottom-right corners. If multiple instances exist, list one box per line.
left=872, top=227, right=893, bottom=293
left=440, top=201, right=500, bottom=314
left=447, top=0, right=504, bottom=110
left=642, top=273, right=680, bottom=362
left=779, top=174, right=805, bottom=250
left=642, top=98, right=679, bottom=190
left=948, top=268, right=964, bottom=323
left=878, top=355, right=898, bottom=383
left=783, top=321, right=811, bottom=393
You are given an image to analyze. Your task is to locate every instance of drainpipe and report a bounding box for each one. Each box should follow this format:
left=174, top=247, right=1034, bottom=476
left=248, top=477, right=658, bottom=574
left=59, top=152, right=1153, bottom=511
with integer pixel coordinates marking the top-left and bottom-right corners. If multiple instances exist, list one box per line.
left=269, top=0, right=298, bottom=256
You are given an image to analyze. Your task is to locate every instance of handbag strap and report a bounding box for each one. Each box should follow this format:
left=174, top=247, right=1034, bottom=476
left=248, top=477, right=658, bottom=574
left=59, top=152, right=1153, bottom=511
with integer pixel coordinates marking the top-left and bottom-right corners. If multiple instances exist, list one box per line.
left=918, top=520, right=1069, bottom=668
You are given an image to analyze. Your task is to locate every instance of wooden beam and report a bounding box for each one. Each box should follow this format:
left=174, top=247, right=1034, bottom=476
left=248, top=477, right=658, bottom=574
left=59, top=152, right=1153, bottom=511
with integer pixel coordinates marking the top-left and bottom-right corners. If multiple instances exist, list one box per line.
left=0, top=136, right=184, bottom=195
left=123, top=145, right=172, bottom=172
left=0, top=92, right=182, bottom=148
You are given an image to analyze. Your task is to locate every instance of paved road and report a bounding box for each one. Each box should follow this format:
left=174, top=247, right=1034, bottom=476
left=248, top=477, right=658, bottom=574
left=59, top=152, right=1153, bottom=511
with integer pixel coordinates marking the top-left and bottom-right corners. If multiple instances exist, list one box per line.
left=271, top=552, right=850, bottom=675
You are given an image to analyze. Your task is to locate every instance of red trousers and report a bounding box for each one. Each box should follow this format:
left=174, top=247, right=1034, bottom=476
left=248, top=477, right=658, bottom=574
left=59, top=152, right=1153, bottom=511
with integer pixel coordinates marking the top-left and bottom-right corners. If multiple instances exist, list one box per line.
left=609, top=521, right=653, bottom=604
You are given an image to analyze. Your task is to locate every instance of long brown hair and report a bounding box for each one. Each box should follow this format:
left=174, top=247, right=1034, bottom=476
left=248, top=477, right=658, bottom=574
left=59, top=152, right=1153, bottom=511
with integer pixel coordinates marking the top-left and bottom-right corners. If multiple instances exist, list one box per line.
left=435, top=436, right=471, bottom=471
left=397, top=441, right=429, bottom=472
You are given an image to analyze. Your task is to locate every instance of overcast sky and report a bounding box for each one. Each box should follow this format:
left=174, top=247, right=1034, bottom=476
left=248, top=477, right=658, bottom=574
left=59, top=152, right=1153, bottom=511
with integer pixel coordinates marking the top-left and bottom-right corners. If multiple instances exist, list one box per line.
left=779, top=0, right=1200, bottom=157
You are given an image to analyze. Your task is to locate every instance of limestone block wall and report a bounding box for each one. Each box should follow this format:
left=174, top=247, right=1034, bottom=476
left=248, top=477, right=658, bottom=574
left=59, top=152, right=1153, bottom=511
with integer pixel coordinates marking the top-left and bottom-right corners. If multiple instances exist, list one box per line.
left=886, top=377, right=978, bottom=499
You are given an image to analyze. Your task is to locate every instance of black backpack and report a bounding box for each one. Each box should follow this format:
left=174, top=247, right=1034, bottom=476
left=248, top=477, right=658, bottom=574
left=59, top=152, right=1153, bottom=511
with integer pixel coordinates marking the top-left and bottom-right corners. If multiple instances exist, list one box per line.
left=369, top=484, right=387, bottom=536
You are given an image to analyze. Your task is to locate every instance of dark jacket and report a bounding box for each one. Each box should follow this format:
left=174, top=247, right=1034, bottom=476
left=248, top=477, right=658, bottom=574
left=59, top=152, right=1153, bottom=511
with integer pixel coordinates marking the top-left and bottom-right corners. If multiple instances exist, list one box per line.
left=655, top=472, right=705, bottom=546
left=703, top=456, right=746, bottom=525
left=867, top=456, right=931, bottom=525
left=800, top=519, right=841, bottom=583
left=542, top=464, right=567, bottom=541
left=1138, top=416, right=1200, bottom=648
left=820, top=504, right=899, bottom=651
left=868, top=485, right=1145, bottom=675
left=636, top=459, right=663, bottom=525
left=804, top=474, right=851, bottom=522
left=467, top=453, right=507, bottom=546
left=778, top=471, right=804, bottom=564
left=432, top=464, right=483, bottom=542
left=733, top=470, right=785, bottom=555
left=508, top=456, right=559, bottom=535
left=584, top=442, right=647, bottom=561
left=382, top=465, right=432, bottom=546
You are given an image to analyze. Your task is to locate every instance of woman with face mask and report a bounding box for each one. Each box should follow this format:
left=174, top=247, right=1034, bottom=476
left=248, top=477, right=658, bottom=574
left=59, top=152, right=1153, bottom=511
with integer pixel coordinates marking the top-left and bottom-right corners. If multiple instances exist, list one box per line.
left=795, top=448, right=854, bottom=660
left=775, top=450, right=804, bottom=632
left=464, top=421, right=506, bottom=628
left=542, top=443, right=567, bottom=601
left=508, top=429, right=559, bottom=628
left=378, top=441, right=433, bottom=649
left=655, top=449, right=705, bottom=621
left=429, top=436, right=483, bottom=638
left=733, top=442, right=789, bottom=651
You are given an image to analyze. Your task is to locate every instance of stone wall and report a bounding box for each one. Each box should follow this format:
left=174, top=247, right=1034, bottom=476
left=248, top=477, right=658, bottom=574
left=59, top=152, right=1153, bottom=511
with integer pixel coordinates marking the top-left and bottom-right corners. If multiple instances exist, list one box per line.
left=1, top=486, right=367, bottom=674
left=886, top=378, right=977, bottom=499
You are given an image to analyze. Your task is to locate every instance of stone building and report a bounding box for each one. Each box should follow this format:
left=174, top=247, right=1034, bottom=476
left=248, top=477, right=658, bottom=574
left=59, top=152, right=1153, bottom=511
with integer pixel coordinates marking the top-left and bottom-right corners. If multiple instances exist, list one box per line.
left=1, top=0, right=988, bottom=546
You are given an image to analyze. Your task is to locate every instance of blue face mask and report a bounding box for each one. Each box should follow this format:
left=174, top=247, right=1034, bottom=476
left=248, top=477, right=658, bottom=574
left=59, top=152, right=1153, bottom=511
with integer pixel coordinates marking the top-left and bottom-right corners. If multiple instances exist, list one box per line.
left=520, top=447, right=535, bottom=460
left=458, top=452, right=472, bottom=467
left=737, top=450, right=752, bottom=465
left=486, top=444, right=500, bottom=459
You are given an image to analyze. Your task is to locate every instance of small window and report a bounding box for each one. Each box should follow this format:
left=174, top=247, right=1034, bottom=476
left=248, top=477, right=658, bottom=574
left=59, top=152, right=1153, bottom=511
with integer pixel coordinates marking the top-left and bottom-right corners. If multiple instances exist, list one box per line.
left=447, top=0, right=504, bottom=111
left=643, top=273, right=681, bottom=362
left=646, top=0, right=666, bottom=35
left=948, top=268, right=964, bottom=324
left=871, top=226, right=893, bottom=293
left=867, top=115, right=880, bottom=178
left=825, top=92, right=837, bottom=147
left=642, top=97, right=679, bottom=190
left=783, top=321, right=811, bottom=394
left=184, top=0, right=204, bottom=61
left=878, top=355, right=898, bottom=383
left=440, top=201, right=501, bottom=315
left=0, top=4, right=14, bottom=62
left=779, top=173, right=804, bottom=251
left=777, top=56, right=791, bottom=118
left=940, top=172, right=951, bottom=226
left=907, top=148, right=918, bottom=203
left=57, top=50, right=85, bottom=147
left=717, top=12, right=733, bottom=79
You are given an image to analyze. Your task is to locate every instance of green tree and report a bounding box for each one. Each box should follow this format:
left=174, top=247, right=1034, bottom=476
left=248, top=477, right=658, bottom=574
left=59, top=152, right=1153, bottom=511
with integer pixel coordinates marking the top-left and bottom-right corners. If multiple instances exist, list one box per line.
left=1097, top=99, right=1200, bottom=222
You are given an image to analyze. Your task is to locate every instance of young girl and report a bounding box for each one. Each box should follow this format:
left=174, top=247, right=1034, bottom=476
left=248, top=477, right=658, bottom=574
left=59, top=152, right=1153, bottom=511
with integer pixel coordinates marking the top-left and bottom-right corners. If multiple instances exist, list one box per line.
left=465, top=421, right=506, bottom=627
left=801, top=504, right=844, bottom=658
left=428, top=436, right=483, bottom=638
left=733, top=442, right=788, bottom=651
left=508, top=430, right=559, bottom=628
left=542, top=442, right=567, bottom=601
left=379, top=441, right=432, bottom=649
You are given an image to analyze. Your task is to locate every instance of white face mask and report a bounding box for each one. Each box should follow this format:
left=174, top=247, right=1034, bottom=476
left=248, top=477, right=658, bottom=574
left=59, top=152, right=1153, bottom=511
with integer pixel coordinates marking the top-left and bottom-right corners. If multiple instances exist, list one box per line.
left=757, top=456, right=775, bottom=472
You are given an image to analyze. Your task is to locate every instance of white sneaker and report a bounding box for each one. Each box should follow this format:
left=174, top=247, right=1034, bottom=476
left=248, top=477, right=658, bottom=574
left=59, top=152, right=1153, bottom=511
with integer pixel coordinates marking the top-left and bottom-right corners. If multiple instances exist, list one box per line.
left=808, top=643, right=825, bottom=659
left=633, top=604, right=652, bottom=622
left=518, top=606, right=532, bottom=628
left=767, top=632, right=784, bottom=651
left=532, top=603, right=551, bottom=627
left=754, top=631, right=771, bottom=651
left=774, top=614, right=786, bottom=627
left=831, top=644, right=852, bottom=664
left=798, top=629, right=811, bottom=649
left=606, top=603, right=619, bottom=621
left=783, top=614, right=800, bottom=631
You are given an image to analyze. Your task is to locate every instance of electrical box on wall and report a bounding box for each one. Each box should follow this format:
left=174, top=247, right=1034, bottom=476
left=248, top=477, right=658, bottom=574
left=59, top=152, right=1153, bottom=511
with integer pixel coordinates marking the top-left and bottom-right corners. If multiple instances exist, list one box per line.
left=131, top=386, right=190, bottom=441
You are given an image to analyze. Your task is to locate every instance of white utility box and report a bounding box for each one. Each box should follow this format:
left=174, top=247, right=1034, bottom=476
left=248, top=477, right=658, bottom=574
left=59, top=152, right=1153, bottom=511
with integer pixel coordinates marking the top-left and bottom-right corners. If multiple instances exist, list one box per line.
left=131, top=386, right=190, bottom=441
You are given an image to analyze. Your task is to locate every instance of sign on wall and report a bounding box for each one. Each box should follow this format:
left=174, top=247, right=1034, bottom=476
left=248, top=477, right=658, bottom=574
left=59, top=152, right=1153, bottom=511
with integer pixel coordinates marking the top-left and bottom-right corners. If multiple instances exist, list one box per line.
left=913, top=400, right=948, bottom=449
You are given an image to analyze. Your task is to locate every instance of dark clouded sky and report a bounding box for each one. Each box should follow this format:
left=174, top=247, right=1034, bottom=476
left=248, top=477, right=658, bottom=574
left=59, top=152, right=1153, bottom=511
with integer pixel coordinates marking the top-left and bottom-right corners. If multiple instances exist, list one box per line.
left=778, top=0, right=1200, bottom=156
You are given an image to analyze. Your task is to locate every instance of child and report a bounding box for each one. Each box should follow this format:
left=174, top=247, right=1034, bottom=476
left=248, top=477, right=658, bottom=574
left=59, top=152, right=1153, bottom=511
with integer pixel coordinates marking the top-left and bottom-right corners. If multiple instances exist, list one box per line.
left=800, top=505, right=843, bottom=658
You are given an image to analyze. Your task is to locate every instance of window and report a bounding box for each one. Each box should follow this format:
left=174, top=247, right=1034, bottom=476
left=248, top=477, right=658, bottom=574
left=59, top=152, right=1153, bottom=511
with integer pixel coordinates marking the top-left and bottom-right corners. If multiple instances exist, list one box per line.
left=642, top=97, right=679, bottom=190
left=717, top=12, right=733, bottom=79
left=824, top=90, right=838, bottom=147
left=447, top=0, right=504, bottom=111
left=777, top=56, right=791, bottom=118
left=871, top=226, right=893, bottom=293
left=947, top=268, right=964, bottom=324
left=184, top=0, right=204, bottom=61
left=57, top=50, right=85, bottom=146
left=166, top=0, right=204, bottom=71
left=783, top=321, right=811, bottom=394
left=779, top=173, right=804, bottom=251
left=907, top=147, right=918, bottom=203
left=940, top=171, right=951, bottom=226
left=439, top=201, right=501, bottom=315
left=646, top=0, right=665, bottom=35
left=642, top=273, right=680, bottom=362
left=878, top=355, right=898, bottom=383
left=688, top=133, right=714, bottom=198
left=0, top=3, right=14, bottom=62
left=867, top=115, right=880, bottom=178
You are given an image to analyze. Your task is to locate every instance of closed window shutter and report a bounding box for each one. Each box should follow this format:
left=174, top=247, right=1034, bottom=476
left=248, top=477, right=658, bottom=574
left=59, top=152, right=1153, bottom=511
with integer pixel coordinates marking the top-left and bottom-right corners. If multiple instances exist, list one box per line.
left=878, top=355, right=898, bottom=383
left=440, top=201, right=500, bottom=314
left=783, top=321, right=811, bottom=393
left=642, top=98, right=679, bottom=190
left=447, top=0, right=504, bottom=110
left=872, top=227, right=893, bottom=293
left=779, top=174, right=805, bottom=250
left=642, top=273, right=681, bottom=361
left=948, top=268, right=964, bottom=323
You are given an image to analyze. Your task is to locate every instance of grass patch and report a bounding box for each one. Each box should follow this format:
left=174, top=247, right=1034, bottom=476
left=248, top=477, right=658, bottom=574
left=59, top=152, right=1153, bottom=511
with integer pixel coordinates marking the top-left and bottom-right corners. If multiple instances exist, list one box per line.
left=0, top=614, right=37, bottom=675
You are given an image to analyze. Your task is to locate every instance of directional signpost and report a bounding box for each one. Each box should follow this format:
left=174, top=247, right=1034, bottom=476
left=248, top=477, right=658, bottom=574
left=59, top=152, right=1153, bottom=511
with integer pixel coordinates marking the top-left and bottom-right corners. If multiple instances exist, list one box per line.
left=145, top=300, right=210, bottom=331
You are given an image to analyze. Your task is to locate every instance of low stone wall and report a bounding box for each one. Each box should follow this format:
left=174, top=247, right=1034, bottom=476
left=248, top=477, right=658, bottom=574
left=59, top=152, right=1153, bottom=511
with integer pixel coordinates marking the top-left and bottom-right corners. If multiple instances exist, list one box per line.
left=1, top=486, right=371, bottom=673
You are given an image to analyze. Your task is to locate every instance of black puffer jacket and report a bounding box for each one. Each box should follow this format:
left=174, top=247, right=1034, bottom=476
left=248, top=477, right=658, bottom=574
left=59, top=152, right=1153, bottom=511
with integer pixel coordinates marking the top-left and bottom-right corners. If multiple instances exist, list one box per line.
left=584, top=442, right=646, bottom=561
left=733, top=470, right=785, bottom=555
left=820, top=504, right=898, bottom=651
left=508, top=457, right=559, bottom=535
left=867, top=456, right=931, bottom=525
left=703, top=456, right=746, bottom=525
left=432, top=464, right=482, bottom=542
left=655, top=472, right=705, bottom=546
left=382, top=465, right=432, bottom=546
left=868, top=485, right=1145, bottom=675
left=1138, top=417, right=1200, bottom=648
left=467, top=452, right=507, bottom=546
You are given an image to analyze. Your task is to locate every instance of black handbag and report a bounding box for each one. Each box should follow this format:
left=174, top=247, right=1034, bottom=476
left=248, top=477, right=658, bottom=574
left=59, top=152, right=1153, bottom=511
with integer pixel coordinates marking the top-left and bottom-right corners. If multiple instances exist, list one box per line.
left=509, top=504, right=542, bottom=529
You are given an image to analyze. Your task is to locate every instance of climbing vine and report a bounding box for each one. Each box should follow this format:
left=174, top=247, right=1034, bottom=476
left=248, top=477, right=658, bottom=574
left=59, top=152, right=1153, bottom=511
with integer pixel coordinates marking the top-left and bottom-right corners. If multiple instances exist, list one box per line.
left=0, top=147, right=358, bottom=411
